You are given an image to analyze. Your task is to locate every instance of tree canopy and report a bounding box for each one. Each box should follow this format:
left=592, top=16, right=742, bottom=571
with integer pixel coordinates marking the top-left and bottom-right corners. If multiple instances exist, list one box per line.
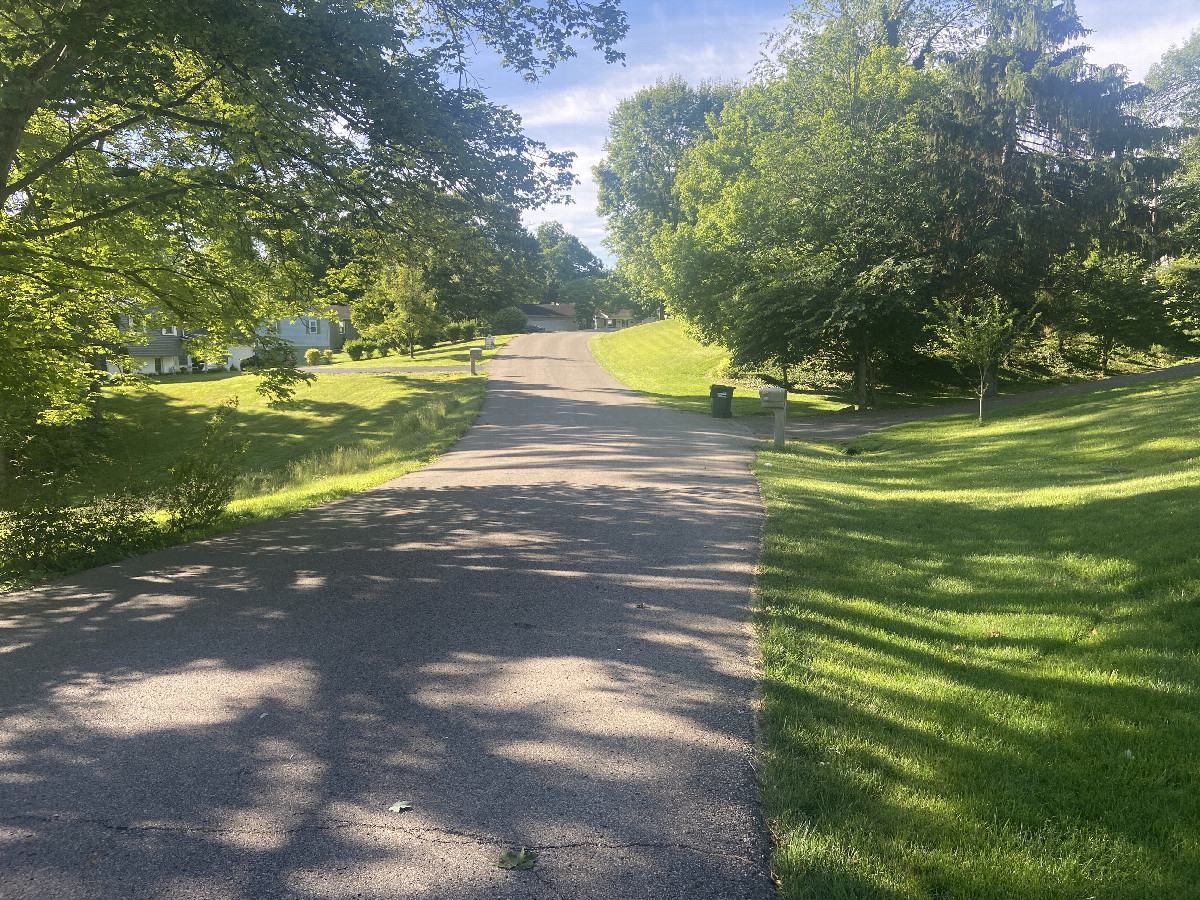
left=0, top=0, right=627, bottom=488
left=600, top=0, right=1181, bottom=406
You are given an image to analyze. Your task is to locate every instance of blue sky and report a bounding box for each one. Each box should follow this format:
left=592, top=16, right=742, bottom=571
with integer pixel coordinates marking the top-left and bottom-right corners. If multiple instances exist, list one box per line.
left=471, top=1, right=1200, bottom=263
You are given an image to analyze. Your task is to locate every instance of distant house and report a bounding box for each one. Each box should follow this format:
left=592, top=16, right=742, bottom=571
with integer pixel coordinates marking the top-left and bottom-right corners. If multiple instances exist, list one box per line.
left=106, top=306, right=359, bottom=373
left=518, top=302, right=579, bottom=332
left=274, top=305, right=357, bottom=352
left=592, top=308, right=639, bottom=330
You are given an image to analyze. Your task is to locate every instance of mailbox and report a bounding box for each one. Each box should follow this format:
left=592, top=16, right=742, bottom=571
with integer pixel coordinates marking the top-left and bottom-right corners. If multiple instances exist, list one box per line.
left=759, top=387, right=787, bottom=409
left=469, top=347, right=483, bottom=361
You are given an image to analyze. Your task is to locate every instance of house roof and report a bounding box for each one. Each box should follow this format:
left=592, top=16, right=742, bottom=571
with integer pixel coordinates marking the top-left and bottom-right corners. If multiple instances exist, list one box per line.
left=596, top=308, right=635, bottom=320
left=519, top=303, right=576, bottom=318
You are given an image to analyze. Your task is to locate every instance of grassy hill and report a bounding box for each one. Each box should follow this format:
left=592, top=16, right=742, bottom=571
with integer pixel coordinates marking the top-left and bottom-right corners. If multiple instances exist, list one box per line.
left=1, top=370, right=483, bottom=590
left=755, top=377, right=1200, bottom=899
left=591, top=319, right=847, bottom=417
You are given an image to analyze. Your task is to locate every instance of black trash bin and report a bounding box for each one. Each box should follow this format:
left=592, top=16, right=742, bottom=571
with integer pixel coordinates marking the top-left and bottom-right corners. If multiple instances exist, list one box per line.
left=709, top=384, right=734, bottom=418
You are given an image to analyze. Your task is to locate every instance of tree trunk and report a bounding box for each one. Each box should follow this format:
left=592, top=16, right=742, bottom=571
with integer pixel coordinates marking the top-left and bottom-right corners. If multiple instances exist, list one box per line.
left=1100, top=338, right=1111, bottom=376
left=983, top=365, right=999, bottom=398
left=856, top=348, right=869, bottom=410
left=978, top=369, right=986, bottom=426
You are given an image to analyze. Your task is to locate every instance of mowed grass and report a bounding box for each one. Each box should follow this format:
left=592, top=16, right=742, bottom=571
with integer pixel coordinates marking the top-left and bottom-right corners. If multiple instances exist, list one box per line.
left=316, top=334, right=517, bottom=369
left=590, top=319, right=847, bottom=417
left=80, top=369, right=484, bottom=524
left=755, top=375, right=1200, bottom=899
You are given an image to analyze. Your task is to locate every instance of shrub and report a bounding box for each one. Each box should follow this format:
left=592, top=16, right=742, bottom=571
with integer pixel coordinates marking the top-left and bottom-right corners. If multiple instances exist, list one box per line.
left=345, top=340, right=365, bottom=361
left=417, top=325, right=444, bottom=349
left=162, top=399, right=248, bottom=530
left=490, top=307, right=526, bottom=334
left=378, top=344, right=390, bottom=357
left=322, top=349, right=333, bottom=364
left=361, top=341, right=377, bottom=358
left=304, top=348, right=323, bottom=366
left=0, top=493, right=158, bottom=575
left=460, top=322, right=478, bottom=341
left=445, top=322, right=463, bottom=343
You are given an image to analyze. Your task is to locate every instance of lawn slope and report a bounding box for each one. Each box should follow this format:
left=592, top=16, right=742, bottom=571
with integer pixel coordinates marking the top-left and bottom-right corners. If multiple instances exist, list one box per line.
left=84, top=371, right=483, bottom=520
left=755, top=376, right=1200, bottom=899
left=590, top=319, right=846, bottom=417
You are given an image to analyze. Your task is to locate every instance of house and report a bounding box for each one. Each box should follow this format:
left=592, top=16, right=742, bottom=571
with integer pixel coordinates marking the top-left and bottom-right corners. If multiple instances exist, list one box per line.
left=106, top=318, right=189, bottom=374
left=273, top=305, right=357, bottom=352
left=518, top=302, right=579, bottom=332
left=107, top=306, right=359, bottom=373
left=592, top=308, right=639, bottom=330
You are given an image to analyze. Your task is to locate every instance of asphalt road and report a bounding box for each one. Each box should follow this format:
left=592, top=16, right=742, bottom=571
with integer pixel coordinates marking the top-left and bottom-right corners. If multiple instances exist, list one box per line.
left=0, top=333, right=774, bottom=900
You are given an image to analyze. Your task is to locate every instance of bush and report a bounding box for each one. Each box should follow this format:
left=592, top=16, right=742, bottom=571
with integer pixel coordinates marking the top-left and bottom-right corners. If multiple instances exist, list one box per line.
left=304, top=348, right=323, bottom=366
left=162, top=399, right=248, bottom=530
left=460, top=322, right=478, bottom=341
left=322, top=349, right=333, bottom=364
left=490, top=307, right=526, bottom=334
left=417, top=326, right=444, bottom=349
left=345, top=340, right=365, bottom=361
left=361, top=341, right=377, bottom=358
left=378, top=344, right=390, bottom=357
left=445, top=322, right=463, bottom=343
left=0, top=493, right=158, bottom=575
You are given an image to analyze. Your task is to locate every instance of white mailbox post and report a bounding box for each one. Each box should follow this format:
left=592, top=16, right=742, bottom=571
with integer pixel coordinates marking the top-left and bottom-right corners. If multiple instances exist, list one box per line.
left=469, top=346, right=482, bottom=375
left=759, top=386, right=788, bottom=447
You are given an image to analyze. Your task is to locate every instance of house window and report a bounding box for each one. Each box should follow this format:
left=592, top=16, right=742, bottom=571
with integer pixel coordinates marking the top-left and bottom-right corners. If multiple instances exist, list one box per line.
left=305, top=319, right=320, bottom=334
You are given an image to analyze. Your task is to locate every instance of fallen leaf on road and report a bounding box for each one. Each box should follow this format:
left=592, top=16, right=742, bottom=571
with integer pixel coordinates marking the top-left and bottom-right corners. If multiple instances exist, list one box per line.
left=389, top=800, right=413, bottom=812
left=497, top=848, right=537, bottom=871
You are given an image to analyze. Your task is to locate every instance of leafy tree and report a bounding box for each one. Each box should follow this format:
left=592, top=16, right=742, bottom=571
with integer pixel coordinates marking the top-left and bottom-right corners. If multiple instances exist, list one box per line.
left=1158, top=256, right=1200, bottom=344
left=594, top=78, right=736, bottom=317
left=662, top=36, right=942, bottom=407
left=1145, top=27, right=1200, bottom=126
left=0, top=0, right=627, bottom=486
left=352, top=264, right=446, bottom=359
left=933, top=296, right=1031, bottom=424
left=536, top=222, right=605, bottom=289
left=1054, top=250, right=1170, bottom=375
left=930, top=0, right=1171, bottom=340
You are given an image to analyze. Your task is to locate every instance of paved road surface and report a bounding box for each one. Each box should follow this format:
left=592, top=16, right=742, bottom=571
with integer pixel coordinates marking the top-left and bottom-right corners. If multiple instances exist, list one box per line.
left=0, top=333, right=773, bottom=900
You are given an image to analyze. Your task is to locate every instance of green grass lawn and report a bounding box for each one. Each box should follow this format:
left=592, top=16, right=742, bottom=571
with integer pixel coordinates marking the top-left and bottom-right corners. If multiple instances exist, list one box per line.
left=590, top=319, right=847, bottom=417
left=590, top=319, right=1196, bottom=416
left=755, top=375, right=1200, bottom=899
left=83, top=370, right=483, bottom=518
left=314, top=334, right=516, bottom=369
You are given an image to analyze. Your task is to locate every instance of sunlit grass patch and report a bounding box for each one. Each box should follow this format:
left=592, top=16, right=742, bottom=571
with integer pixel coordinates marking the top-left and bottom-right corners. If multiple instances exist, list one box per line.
left=755, top=374, right=1200, bottom=899
left=318, top=334, right=516, bottom=369
left=590, top=319, right=846, bottom=417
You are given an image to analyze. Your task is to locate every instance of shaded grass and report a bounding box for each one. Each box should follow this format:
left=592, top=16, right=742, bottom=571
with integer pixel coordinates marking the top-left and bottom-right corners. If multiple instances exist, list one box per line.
left=316, top=334, right=516, bottom=369
left=754, top=374, right=1200, bottom=899
left=590, top=320, right=847, bottom=417
left=0, top=371, right=483, bottom=591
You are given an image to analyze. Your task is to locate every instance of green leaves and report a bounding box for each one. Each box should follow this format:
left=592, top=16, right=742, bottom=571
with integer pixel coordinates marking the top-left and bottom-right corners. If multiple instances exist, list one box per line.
left=496, top=848, right=537, bottom=871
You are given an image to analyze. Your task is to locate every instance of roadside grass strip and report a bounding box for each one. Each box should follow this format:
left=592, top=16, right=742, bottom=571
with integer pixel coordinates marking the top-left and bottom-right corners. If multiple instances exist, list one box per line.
left=591, top=319, right=846, bottom=417
left=317, top=334, right=516, bottom=369
left=74, top=371, right=482, bottom=525
left=754, top=375, right=1200, bottom=899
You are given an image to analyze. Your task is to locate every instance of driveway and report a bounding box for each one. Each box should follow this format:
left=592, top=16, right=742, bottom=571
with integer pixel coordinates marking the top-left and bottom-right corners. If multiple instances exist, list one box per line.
left=0, top=333, right=773, bottom=900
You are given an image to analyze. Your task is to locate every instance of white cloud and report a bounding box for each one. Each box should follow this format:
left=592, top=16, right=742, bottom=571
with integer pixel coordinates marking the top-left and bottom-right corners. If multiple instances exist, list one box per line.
left=1084, top=14, right=1200, bottom=80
